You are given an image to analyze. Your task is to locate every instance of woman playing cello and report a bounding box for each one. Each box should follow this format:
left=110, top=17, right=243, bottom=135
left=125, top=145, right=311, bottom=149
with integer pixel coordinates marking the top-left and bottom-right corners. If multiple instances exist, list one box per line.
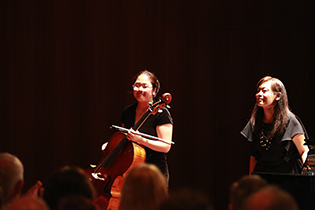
left=88, top=70, right=173, bottom=210
left=121, top=70, right=173, bottom=185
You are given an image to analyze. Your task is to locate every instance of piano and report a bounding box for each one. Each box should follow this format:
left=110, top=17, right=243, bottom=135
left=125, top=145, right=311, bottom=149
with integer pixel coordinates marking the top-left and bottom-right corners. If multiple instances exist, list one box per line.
left=252, top=172, right=315, bottom=210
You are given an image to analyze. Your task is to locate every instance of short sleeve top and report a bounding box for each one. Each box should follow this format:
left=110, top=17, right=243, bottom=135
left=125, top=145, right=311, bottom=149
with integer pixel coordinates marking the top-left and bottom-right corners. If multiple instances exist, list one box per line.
left=121, top=103, right=173, bottom=164
left=241, top=113, right=304, bottom=166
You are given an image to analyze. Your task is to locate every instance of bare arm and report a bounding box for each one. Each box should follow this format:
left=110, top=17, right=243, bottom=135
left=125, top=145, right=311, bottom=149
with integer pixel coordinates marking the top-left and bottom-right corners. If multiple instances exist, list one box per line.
left=127, top=123, right=173, bottom=153
left=292, top=134, right=309, bottom=163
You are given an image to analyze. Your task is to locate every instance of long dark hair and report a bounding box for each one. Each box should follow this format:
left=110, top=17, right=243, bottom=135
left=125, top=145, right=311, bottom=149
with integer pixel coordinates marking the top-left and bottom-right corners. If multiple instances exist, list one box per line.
left=250, top=76, right=291, bottom=138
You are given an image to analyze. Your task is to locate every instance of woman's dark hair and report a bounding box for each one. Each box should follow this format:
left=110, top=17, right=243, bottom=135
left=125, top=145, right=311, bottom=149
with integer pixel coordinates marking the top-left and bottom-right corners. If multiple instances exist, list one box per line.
left=133, top=70, right=160, bottom=97
left=250, top=76, right=291, bottom=138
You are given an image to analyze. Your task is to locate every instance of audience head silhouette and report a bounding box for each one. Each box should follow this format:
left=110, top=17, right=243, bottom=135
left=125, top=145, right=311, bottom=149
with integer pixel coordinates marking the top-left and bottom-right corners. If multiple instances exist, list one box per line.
left=43, top=166, right=96, bottom=210
left=243, top=185, right=299, bottom=210
left=0, top=153, right=24, bottom=205
left=58, top=195, right=96, bottom=210
left=158, top=188, right=213, bottom=210
left=229, top=175, right=268, bottom=210
left=118, top=163, right=168, bottom=210
left=6, top=195, right=49, bottom=210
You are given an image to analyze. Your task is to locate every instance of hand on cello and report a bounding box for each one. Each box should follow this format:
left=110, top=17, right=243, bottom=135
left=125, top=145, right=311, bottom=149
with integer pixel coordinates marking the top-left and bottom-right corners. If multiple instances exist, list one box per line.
left=124, top=123, right=172, bottom=154
left=126, top=128, right=147, bottom=145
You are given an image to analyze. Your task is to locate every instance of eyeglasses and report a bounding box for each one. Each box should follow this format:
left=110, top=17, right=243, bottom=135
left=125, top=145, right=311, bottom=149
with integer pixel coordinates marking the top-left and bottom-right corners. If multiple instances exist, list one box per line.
left=132, top=83, right=153, bottom=91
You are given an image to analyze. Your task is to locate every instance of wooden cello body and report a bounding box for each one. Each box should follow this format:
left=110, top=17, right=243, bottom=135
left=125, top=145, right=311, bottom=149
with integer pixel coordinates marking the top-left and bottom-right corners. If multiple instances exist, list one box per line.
left=86, top=93, right=172, bottom=210
left=87, top=132, right=145, bottom=209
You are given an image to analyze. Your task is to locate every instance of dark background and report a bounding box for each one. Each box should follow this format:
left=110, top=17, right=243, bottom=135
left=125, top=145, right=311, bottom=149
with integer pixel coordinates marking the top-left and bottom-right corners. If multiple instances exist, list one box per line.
left=1, top=1, right=314, bottom=209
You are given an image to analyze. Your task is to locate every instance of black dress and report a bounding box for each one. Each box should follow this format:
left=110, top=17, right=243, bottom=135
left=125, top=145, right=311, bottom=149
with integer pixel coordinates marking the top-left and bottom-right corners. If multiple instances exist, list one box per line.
left=241, top=113, right=305, bottom=174
left=121, top=103, right=173, bottom=183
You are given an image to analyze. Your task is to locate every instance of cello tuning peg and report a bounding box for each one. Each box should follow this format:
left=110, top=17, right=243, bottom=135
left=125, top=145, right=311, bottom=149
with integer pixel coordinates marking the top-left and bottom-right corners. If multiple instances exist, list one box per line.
left=90, top=164, right=97, bottom=168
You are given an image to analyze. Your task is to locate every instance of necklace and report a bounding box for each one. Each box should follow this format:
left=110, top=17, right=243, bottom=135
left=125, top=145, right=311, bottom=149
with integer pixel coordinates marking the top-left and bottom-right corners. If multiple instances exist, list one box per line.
left=259, top=124, right=272, bottom=150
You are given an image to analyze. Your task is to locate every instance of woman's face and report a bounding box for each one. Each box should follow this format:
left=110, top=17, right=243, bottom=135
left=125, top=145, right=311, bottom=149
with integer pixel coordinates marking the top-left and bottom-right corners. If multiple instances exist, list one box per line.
left=256, top=80, right=279, bottom=109
left=133, top=74, right=155, bottom=103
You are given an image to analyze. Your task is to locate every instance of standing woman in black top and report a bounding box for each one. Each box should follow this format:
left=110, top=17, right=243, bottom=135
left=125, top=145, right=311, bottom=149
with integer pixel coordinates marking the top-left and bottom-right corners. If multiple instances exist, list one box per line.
left=121, top=70, right=173, bottom=184
left=241, top=76, right=309, bottom=174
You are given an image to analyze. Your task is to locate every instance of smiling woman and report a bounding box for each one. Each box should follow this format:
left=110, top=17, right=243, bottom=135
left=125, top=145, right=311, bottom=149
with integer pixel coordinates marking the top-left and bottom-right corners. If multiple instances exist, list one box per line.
left=241, top=76, right=309, bottom=175
left=121, top=70, right=173, bottom=184
left=255, top=81, right=281, bottom=114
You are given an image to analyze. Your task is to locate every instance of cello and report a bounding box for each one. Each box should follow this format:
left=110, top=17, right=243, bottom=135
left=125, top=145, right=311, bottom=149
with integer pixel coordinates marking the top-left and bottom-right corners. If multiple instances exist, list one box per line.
left=86, top=93, right=172, bottom=210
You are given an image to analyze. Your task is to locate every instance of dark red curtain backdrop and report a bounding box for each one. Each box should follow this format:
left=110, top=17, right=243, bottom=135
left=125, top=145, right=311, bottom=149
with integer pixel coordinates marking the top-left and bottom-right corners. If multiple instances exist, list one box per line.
left=1, top=1, right=314, bottom=209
